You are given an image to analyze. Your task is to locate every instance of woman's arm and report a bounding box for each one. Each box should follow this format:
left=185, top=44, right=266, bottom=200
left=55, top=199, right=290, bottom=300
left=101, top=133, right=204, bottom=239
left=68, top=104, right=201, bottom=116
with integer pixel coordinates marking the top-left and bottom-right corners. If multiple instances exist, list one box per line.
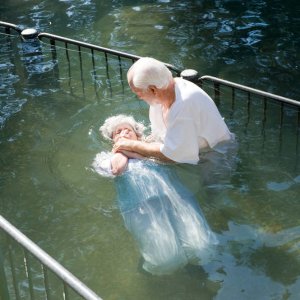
left=121, top=150, right=145, bottom=159
left=110, top=152, right=129, bottom=175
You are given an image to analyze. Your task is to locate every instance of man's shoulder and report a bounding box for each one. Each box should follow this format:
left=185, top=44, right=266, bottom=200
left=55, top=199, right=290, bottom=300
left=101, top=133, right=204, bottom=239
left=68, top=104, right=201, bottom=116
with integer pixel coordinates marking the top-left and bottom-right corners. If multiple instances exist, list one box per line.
left=176, top=77, right=209, bottom=101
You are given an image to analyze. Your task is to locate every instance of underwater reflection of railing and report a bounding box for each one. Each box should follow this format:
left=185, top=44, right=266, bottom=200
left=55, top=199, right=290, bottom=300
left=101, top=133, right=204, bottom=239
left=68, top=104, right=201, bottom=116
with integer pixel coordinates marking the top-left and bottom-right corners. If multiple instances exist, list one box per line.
left=0, top=215, right=103, bottom=300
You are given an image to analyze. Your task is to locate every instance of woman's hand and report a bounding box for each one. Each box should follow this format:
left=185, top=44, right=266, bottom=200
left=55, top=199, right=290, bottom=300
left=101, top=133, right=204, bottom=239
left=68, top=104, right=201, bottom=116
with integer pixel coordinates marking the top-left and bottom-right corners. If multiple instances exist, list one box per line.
left=111, top=152, right=128, bottom=175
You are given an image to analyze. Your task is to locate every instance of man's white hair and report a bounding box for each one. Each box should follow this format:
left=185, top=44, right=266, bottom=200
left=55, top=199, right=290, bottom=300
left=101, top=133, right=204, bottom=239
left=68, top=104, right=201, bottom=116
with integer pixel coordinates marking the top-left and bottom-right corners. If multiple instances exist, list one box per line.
left=128, top=57, right=173, bottom=90
left=100, top=114, right=145, bottom=141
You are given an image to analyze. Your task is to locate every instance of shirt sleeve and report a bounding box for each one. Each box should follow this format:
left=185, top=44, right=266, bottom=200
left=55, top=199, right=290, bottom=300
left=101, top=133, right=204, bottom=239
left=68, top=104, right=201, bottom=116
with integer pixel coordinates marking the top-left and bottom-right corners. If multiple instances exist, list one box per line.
left=199, top=111, right=232, bottom=149
left=161, top=116, right=200, bottom=164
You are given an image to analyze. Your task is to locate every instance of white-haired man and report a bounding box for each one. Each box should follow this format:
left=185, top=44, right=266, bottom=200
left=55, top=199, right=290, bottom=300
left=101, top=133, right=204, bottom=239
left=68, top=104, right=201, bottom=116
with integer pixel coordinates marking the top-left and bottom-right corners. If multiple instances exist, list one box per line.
left=113, top=57, right=234, bottom=165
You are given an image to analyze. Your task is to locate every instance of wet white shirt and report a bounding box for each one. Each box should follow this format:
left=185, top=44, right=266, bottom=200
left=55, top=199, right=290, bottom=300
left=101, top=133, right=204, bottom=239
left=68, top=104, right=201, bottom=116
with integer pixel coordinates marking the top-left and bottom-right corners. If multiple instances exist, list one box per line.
left=149, top=78, right=233, bottom=164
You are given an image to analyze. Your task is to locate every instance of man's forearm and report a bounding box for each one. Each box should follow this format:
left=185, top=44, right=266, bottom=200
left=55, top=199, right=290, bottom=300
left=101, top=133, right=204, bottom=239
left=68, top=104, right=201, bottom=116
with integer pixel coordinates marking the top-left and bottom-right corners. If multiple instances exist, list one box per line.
left=114, top=140, right=173, bottom=162
left=132, top=141, right=171, bottom=161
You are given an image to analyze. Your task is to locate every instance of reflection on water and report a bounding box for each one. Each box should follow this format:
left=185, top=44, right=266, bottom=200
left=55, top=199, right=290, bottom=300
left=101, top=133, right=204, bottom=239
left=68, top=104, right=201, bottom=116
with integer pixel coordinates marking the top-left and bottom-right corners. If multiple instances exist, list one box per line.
left=207, top=222, right=300, bottom=298
left=96, top=0, right=299, bottom=99
left=1, top=0, right=300, bottom=299
left=1, top=0, right=300, bottom=99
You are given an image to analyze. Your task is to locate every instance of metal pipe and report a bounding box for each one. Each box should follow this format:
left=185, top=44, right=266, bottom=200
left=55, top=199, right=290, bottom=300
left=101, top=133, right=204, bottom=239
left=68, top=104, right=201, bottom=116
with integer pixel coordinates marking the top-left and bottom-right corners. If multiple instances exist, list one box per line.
left=200, top=75, right=299, bottom=107
left=0, top=21, right=22, bottom=33
left=0, top=215, right=102, bottom=300
left=78, top=45, right=85, bottom=94
left=24, top=249, right=35, bottom=300
left=42, top=265, right=51, bottom=300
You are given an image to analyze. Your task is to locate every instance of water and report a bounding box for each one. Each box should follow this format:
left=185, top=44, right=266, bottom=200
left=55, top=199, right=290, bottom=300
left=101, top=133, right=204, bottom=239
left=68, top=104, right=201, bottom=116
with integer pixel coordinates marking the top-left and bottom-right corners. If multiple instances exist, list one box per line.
left=1, top=1, right=300, bottom=299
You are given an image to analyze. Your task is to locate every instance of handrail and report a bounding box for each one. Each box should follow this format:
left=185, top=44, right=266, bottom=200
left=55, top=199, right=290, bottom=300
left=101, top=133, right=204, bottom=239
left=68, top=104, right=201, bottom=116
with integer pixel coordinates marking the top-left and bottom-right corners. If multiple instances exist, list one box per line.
left=0, top=215, right=103, bottom=300
left=38, top=32, right=181, bottom=75
left=38, top=32, right=141, bottom=61
left=0, top=21, right=22, bottom=33
left=200, top=75, right=299, bottom=107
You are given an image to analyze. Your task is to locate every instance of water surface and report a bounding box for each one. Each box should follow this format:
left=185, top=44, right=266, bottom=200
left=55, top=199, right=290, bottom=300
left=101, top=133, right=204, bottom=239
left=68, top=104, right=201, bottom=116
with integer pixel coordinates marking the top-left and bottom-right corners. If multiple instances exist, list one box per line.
left=0, top=1, right=300, bottom=299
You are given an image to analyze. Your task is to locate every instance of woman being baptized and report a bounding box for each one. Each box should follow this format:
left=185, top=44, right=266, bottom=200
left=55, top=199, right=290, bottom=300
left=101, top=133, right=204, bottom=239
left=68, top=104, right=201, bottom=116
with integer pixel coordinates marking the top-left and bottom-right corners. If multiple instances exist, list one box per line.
left=92, top=114, right=218, bottom=275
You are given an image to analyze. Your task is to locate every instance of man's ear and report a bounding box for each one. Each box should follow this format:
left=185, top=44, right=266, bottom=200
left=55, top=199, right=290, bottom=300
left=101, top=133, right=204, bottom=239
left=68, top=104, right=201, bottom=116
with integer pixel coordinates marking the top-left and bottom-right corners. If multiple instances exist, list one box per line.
left=148, top=85, right=157, bottom=95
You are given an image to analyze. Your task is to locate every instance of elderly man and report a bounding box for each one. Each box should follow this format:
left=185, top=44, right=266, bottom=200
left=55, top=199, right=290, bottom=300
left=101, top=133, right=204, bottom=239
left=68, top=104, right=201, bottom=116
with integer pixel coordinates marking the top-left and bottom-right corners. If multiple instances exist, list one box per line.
left=113, top=57, right=234, bottom=165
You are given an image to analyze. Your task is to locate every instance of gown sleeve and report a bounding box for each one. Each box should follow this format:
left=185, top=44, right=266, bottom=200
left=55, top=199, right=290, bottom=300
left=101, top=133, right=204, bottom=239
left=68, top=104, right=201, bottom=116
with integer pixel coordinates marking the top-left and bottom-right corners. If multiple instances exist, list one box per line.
left=92, top=152, right=114, bottom=177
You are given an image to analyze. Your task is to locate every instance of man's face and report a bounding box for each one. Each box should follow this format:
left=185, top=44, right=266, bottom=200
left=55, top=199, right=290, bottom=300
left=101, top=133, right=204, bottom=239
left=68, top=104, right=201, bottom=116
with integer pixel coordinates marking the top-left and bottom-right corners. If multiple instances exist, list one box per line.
left=129, top=82, right=161, bottom=106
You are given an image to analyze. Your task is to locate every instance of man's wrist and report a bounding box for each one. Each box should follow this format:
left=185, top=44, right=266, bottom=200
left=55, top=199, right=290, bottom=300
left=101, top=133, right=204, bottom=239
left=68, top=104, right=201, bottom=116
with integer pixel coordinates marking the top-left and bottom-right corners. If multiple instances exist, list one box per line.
left=131, top=140, right=139, bottom=151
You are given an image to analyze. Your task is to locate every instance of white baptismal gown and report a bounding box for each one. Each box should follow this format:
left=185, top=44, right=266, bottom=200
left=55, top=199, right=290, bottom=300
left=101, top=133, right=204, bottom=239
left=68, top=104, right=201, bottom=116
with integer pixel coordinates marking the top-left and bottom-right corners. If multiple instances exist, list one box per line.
left=93, top=152, right=218, bottom=275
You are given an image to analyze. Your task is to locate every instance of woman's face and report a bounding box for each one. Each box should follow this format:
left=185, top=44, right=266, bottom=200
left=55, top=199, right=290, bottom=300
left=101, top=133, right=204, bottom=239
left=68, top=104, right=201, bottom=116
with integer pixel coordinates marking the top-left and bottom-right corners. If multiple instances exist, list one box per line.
left=112, top=123, right=138, bottom=143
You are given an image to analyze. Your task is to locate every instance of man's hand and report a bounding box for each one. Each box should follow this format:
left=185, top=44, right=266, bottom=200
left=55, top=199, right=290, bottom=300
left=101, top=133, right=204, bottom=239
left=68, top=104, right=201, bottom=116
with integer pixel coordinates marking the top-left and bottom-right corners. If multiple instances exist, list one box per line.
left=112, top=138, right=136, bottom=153
left=113, top=138, right=173, bottom=163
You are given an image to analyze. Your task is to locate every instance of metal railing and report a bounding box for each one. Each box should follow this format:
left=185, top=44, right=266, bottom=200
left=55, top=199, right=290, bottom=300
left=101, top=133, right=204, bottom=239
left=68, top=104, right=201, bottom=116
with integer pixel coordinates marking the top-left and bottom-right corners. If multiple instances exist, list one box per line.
left=198, top=75, right=300, bottom=161
left=0, top=21, right=22, bottom=34
left=200, top=75, right=299, bottom=133
left=36, top=31, right=181, bottom=98
left=199, top=75, right=300, bottom=107
left=0, top=20, right=298, bottom=107
left=38, top=32, right=180, bottom=74
left=0, top=215, right=103, bottom=300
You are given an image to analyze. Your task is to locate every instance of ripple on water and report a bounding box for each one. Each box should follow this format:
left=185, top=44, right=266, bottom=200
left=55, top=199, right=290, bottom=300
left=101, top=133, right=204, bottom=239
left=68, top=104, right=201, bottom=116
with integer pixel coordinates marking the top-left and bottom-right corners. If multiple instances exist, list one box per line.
left=0, top=1, right=300, bottom=299
left=0, top=98, right=27, bottom=129
left=23, top=60, right=58, bottom=75
left=0, top=73, right=20, bottom=91
left=241, top=29, right=264, bottom=46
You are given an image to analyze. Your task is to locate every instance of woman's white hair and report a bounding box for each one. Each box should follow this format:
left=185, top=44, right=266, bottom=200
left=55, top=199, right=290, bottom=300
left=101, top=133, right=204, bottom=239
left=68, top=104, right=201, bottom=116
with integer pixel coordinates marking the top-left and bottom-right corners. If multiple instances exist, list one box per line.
left=100, top=114, right=145, bottom=141
left=128, top=57, right=173, bottom=90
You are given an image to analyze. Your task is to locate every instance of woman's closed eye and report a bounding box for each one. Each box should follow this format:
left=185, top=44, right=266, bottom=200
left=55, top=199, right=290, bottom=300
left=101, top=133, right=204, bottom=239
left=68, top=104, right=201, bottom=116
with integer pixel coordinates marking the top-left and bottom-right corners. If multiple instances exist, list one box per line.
left=112, top=124, right=138, bottom=142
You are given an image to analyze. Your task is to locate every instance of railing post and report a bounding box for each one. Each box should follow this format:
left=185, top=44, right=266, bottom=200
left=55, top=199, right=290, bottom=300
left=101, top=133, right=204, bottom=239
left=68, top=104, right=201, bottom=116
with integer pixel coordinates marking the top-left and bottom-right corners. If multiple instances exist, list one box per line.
left=20, top=28, right=42, bottom=57
left=20, top=28, right=44, bottom=72
left=214, top=82, right=220, bottom=106
left=7, top=238, right=21, bottom=300
left=180, top=69, right=199, bottom=84
left=0, top=247, right=10, bottom=300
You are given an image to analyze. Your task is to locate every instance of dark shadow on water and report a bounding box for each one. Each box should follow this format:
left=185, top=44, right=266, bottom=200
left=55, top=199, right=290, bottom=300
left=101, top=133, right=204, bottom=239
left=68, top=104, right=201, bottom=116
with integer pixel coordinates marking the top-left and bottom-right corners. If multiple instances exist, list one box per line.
left=250, top=245, right=300, bottom=285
